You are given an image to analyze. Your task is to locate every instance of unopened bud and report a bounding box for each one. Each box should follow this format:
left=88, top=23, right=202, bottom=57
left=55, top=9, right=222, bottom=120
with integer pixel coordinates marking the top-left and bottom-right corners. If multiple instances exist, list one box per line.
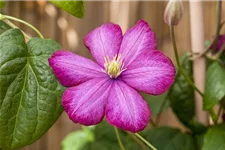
left=164, top=0, right=183, bottom=26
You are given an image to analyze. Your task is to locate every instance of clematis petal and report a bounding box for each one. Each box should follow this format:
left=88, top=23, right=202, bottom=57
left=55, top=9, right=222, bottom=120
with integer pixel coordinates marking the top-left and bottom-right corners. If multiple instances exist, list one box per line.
left=119, top=20, right=157, bottom=67
left=105, top=80, right=151, bottom=132
left=62, top=78, right=111, bottom=125
left=49, top=50, right=107, bottom=87
left=121, top=50, right=176, bottom=95
left=84, top=23, right=123, bottom=67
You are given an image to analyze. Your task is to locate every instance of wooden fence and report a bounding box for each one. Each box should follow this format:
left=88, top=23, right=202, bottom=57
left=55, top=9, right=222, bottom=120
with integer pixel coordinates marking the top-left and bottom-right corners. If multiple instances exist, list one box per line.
left=1, top=1, right=225, bottom=150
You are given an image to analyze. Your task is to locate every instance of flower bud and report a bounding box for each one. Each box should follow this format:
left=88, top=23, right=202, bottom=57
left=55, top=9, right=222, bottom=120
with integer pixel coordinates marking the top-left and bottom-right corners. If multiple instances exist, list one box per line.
left=164, top=0, right=183, bottom=26
left=210, top=35, right=225, bottom=52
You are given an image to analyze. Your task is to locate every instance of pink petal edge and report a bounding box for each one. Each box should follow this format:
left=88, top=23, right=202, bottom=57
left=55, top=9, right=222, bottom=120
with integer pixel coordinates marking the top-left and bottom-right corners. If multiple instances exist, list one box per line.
left=119, top=20, right=158, bottom=67
left=84, top=23, right=123, bottom=67
left=48, top=50, right=107, bottom=87
left=62, top=78, right=111, bottom=125
left=105, top=80, right=151, bottom=133
left=121, top=50, right=176, bottom=95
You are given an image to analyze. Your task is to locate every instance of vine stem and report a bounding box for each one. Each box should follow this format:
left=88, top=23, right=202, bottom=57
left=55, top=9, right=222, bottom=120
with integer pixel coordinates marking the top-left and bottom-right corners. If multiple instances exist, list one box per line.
left=212, top=0, right=222, bottom=51
left=3, top=20, right=31, bottom=41
left=0, top=14, right=44, bottom=38
left=170, top=26, right=204, bottom=97
left=135, top=133, right=157, bottom=150
left=170, top=26, right=218, bottom=124
left=114, top=127, right=126, bottom=150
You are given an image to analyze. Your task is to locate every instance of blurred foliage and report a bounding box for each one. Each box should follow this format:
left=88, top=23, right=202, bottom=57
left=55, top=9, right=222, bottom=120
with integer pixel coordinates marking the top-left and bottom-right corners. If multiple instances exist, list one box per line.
left=168, top=54, right=206, bottom=133
left=62, top=127, right=94, bottom=150
left=142, top=92, right=169, bottom=116
left=62, top=121, right=142, bottom=150
left=202, top=123, right=225, bottom=150
left=50, top=1, right=85, bottom=18
left=142, top=127, right=195, bottom=150
left=0, top=1, right=5, bottom=9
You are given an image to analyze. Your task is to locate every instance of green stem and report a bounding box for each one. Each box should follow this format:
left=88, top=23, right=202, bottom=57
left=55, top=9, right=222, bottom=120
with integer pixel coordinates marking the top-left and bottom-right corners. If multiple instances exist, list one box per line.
left=127, top=132, right=148, bottom=150
left=215, top=105, right=223, bottom=124
left=170, top=26, right=218, bottom=124
left=155, top=97, right=167, bottom=125
left=149, top=119, right=156, bottom=127
left=170, top=26, right=204, bottom=97
left=209, top=109, right=218, bottom=124
left=114, top=127, right=126, bottom=150
left=0, top=14, right=44, bottom=38
left=135, top=133, right=157, bottom=150
left=212, top=0, right=222, bottom=51
left=3, top=20, right=31, bottom=41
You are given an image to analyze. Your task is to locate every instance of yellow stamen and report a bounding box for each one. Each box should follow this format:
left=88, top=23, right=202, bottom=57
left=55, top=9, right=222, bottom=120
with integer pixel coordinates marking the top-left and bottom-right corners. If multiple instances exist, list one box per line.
left=104, top=54, right=126, bottom=78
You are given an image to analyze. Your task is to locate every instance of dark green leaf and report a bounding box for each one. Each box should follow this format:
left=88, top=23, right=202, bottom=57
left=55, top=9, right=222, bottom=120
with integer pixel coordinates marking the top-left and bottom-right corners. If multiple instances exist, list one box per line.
left=62, top=127, right=94, bottom=150
left=0, top=21, right=11, bottom=35
left=194, top=133, right=205, bottom=150
left=204, top=62, right=225, bottom=110
left=50, top=0, right=85, bottom=18
left=142, top=92, right=168, bottom=116
left=202, top=123, right=225, bottom=150
left=0, top=29, right=64, bottom=149
left=168, top=54, right=206, bottom=133
left=219, top=53, right=225, bottom=66
left=168, top=55, right=194, bottom=124
left=142, top=127, right=195, bottom=150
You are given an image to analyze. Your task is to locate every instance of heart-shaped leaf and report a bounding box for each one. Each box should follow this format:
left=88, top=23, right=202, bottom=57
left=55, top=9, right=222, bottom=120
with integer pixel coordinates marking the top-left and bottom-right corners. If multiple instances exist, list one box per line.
left=50, top=0, right=85, bottom=18
left=204, top=62, right=225, bottom=110
left=0, top=29, right=64, bottom=149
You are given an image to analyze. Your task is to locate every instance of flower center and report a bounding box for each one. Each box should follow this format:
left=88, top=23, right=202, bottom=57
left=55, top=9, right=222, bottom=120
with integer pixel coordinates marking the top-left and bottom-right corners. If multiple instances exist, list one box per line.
left=104, top=54, right=126, bottom=78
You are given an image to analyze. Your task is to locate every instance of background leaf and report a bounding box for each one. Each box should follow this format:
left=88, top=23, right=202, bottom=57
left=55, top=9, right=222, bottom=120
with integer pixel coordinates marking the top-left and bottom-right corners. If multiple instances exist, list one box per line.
left=168, top=54, right=195, bottom=124
left=50, top=0, right=85, bottom=18
left=0, top=1, right=5, bottom=9
left=61, top=127, right=94, bottom=150
left=62, top=121, right=143, bottom=150
left=202, top=123, right=225, bottom=150
left=0, top=29, right=64, bottom=149
left=142, top=127, right=195, bottom=150
left=142, top=92, right=168, bottom=116
left=204, top=62, right=225, bottom=110
left=167, top=54, right=206, bottom=133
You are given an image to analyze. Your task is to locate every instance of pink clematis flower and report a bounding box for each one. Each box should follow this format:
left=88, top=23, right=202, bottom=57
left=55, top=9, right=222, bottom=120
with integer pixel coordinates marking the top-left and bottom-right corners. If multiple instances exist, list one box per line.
left=49, top=20, right=176, bottom=132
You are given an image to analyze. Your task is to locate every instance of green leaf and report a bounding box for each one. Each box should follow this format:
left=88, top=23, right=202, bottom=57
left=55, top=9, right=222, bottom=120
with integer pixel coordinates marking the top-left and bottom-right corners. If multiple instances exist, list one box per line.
left=62, top=127, right=94, bottom=150
left=0, top=21, right=11, bottom=35
left=204, top=62, right=225, bottom=110
left=202, top=123, right=225, bottom=150
left=142, top=127, right=195, bottom=150
left=168, top=55, right=194, bottom=124
left=0, top=1, right=5, bottom=8
left=194, top=133, right=205, bottom=150
left=142, top=92, right=168, bottom=116
left=50, top=0, right=85, bottom=18
left=0, top=29, right=64, bottom=149
left=81, top=121, right=141, bottom=150
left=168, top=54, right=206, bottom=133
